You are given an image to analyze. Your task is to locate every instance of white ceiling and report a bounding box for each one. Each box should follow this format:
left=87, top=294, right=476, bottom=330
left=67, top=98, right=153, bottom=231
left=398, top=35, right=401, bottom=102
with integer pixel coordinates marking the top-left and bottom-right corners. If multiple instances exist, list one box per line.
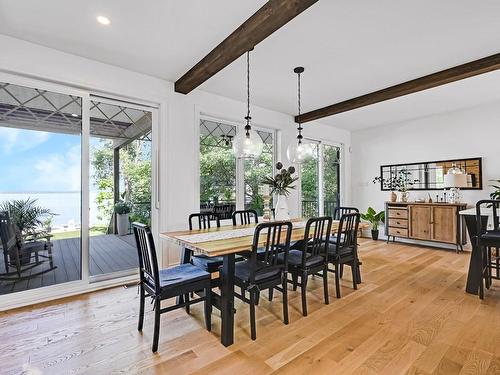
left=1, top=0, right=500, bottom=131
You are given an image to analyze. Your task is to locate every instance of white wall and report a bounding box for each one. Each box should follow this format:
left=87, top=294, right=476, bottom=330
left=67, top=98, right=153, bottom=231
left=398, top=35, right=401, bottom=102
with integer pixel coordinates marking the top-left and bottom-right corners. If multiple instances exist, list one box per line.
left=351, top=101, right=500, bottom=240
left=0, top=34, right=351, bottom=266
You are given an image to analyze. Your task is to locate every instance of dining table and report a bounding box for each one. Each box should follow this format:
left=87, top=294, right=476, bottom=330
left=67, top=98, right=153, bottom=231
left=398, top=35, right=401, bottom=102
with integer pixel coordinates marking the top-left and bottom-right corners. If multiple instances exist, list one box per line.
left=160, top=218, right=369, bottom=347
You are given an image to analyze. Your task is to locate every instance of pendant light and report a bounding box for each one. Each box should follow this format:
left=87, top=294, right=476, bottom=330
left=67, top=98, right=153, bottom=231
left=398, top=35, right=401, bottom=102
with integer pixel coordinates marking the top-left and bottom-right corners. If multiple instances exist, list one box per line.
left=287, top=66, right=313, bottom=164
left=232, top=50, right=264, bottom=159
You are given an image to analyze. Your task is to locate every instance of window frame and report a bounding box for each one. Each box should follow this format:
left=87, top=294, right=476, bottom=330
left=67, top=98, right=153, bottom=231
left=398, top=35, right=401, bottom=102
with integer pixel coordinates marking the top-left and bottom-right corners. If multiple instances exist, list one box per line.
left=197, top=114, right=276, bottom=217
left=299, top=138, right=343, bottom=217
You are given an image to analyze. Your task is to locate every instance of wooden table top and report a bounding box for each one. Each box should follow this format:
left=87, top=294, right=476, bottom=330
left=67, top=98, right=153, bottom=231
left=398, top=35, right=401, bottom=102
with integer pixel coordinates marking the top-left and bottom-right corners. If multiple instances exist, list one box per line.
left=160, top=219, right=369, bottom=257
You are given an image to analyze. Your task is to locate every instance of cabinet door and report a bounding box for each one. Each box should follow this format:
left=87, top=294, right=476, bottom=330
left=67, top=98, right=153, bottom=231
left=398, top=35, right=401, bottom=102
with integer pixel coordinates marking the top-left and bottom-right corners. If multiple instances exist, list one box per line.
left=431, top=206, right=456, bottom=243
left=409, top=205, right=431, bottom=240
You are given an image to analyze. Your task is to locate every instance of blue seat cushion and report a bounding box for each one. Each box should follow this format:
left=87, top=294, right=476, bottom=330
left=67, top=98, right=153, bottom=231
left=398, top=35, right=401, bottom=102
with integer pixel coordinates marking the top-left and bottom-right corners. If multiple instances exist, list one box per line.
left=480, top=231, right=500, bottom=246
left=192, top=254, right=224, bottom=273
left=327, top=246, right=356, bottom=259
left=277, top=249, right=324, bottom=268
left=158, top=263, right=210, bottom=289
left=234, top=260, right=283, bottom=283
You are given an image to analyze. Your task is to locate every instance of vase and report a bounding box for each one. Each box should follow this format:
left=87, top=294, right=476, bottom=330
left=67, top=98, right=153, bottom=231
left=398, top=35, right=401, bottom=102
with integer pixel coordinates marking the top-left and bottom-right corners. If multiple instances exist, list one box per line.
left=117, top=213, right=129, bottom=236
left=400, top=191, right=409, bottom=203
left=274, top=194, right=290, bottom=220
left=390, top=191, right=397, bottom=202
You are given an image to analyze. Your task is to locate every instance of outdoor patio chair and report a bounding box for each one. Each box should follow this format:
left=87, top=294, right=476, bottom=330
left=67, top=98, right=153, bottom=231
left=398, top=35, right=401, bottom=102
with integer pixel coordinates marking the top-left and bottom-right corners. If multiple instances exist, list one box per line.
left=0, top=211, right=56, bottom=281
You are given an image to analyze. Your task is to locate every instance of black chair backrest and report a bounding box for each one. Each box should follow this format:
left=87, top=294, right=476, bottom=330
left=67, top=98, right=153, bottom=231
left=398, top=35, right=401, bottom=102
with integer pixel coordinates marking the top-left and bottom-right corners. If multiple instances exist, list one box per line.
left=333, top=206, right=359, bottom=220
left=188, top=212, right=221, bottom=230
left=232, top=209, right=258, bottom=226
left=0, top=211, right=18, bottom=253
left=133, top=223, right=160, bottom=293
left=248, top=221, right=293, bottom=283
left=476, top=200, right=500, bottom=236
left=333, top=213, right=360, bottom=253
left=301, top=216, right=332, bottom=266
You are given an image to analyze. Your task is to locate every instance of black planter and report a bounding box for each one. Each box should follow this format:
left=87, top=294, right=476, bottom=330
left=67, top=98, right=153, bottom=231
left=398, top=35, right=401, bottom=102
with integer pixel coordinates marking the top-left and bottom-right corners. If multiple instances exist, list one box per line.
left=371, top=229, right=379, bottom=241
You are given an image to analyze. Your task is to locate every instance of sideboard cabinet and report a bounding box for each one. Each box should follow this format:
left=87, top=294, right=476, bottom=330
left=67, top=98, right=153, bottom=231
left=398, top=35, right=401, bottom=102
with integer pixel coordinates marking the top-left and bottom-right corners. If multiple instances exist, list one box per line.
left=385, top=202, right=467, bottom=252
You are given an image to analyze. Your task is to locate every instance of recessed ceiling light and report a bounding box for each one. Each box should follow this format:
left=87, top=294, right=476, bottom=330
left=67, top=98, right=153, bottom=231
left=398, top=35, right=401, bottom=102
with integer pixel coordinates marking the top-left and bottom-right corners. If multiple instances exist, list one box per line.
left=97, top=16, right=111, bottom=25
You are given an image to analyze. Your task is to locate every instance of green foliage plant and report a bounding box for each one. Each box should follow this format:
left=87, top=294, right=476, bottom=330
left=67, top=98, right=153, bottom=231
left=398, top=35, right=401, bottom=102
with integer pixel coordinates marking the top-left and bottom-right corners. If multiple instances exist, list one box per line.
left=360, top=207, right=385, bottom=230
left=262, top=162, right=298, bottom=197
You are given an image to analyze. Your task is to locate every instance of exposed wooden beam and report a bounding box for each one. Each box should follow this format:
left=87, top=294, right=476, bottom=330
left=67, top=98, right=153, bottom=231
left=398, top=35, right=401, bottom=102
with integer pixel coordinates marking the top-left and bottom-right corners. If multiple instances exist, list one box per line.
left=174, top=0, right=318, bottom=94
left=296, top=53, right=500, bottom=123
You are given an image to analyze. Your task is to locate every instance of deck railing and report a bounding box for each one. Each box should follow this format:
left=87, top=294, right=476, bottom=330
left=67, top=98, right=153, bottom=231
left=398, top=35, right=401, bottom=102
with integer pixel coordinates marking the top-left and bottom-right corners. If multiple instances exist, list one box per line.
left=301, top=200, right=338, bottom=218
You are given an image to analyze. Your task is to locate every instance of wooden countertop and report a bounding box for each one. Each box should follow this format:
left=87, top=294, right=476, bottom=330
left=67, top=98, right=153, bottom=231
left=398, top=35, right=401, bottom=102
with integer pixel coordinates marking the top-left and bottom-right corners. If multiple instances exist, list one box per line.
left=386, top=201, right=468, bottom=207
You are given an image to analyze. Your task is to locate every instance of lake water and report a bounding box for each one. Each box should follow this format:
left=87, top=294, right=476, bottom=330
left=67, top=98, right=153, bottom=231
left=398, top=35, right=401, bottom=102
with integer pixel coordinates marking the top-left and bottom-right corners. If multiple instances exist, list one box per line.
left=0, top=191, right=102, bottom=227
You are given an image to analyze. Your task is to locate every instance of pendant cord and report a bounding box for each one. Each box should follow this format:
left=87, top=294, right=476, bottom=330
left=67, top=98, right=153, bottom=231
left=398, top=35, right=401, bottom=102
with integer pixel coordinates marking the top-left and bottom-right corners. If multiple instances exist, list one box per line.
left=297, top=70, right=302, bottom=144
left=245, top=51, right=251, bottom=137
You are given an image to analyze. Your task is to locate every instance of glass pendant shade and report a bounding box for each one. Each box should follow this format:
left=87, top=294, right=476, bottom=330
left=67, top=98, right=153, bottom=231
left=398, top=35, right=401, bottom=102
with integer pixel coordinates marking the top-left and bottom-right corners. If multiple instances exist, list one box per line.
left=232, top=127, right=264, bottom=159
left=287, top=141, right=313, bottom=164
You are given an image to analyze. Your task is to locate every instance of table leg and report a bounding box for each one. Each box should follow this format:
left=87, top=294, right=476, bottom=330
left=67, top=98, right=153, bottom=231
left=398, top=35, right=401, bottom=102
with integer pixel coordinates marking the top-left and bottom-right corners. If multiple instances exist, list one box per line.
left=177, top=247, right=193, bottom=304
left=220, top=253, right=235, bottom=347
left=464, top=215, right=488, bottom=295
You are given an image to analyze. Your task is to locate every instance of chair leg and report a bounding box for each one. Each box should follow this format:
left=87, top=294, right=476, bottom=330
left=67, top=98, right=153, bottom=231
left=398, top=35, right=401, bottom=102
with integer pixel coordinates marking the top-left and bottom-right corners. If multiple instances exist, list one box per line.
left=301, top=271, right=308, bottom=317
left=185, top=293, right=190, bottom=314
left=249, top=290, right=257, bottom=340
left=335, top=264, right=341, bottom=298
left=255, top=291, right=260, bottom=306
left=268, top=287, right=274, bottom=301
left=487, top=247, right=492, bottom=288
left=339, top=264, right=344, bottom=278
left=292, top=271, right=298, bottom=291
left=204, top=286, right=212, bottom=332
left=138, top=284, right=145, bottom=331
left=351, top=263, right=358, bottom=290
left=152, top=298, right=161, bottom=352
left=323, top=265, right=329, bottom=305
left=282, top=273, right=289, bottom=325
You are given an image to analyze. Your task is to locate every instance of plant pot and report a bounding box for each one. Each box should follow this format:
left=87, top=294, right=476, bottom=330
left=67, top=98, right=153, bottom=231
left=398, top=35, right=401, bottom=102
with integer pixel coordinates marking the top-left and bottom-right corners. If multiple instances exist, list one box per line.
left=116, top=213, right=129, bottom=236
left=390, top=191, right=397, bottom=202
left=371, top=229, right=379, bottom=241
left=274, top=194, right=290, bottom=220
left=399, top=191, right=409, bottom=202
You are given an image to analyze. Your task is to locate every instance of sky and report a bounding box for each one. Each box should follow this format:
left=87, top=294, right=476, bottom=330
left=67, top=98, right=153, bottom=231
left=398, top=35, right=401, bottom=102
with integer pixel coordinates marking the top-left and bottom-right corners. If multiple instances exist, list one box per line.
left=0, top=127, right=82, bottom=192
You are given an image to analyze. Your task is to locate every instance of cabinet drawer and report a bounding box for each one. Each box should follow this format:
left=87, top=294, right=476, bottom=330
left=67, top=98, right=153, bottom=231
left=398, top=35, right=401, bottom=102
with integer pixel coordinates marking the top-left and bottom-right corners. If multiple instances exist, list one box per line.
left=388, top=218, right=408, bottom=228
left=388, top=227, right=408, bottom=237
left=388, top=208, right=408, bottom=219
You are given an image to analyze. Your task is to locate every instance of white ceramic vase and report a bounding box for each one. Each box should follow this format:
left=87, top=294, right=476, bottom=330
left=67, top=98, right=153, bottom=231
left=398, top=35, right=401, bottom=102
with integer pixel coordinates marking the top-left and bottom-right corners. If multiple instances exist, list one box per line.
left=117, top=213, right=129, bottom=236
left=274, top=194, right=290, bottom=220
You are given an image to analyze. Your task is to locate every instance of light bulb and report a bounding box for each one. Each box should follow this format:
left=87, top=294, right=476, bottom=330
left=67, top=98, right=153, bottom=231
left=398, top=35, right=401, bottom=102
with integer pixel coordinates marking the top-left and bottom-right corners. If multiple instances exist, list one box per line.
left=232, top=128, right=263, bottom=159
left=287, top=142, right=313, bottom=164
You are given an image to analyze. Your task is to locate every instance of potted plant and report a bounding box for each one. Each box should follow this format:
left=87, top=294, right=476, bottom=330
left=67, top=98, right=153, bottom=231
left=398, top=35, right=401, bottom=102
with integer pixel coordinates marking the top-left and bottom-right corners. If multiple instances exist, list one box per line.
left=262, top=162, right=298, bottom=220
left=360, top=207, right=385, bottom=240
left=114, top=201, right=131, bottom=236
left=373, top=169, right=418, bottom=203
left=490, top=179, right=500, bottom=200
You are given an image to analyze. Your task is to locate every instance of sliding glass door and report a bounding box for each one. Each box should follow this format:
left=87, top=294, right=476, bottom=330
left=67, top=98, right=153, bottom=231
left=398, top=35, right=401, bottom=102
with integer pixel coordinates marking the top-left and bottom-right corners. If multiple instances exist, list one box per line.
left=300, top=141, right=341, bottom=218
left=0, top=75, right=158, bottom=302
left=88, top=98, right=152, bottom=280
left=0, top=81, right=82, bottom=295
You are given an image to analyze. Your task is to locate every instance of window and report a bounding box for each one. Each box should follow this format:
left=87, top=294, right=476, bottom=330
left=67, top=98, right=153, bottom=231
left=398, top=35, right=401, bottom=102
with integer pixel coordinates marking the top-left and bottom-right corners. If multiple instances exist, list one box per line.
left=300, top=141, right=341, bottom=218
left=244, top=130, right=274, bottom=215
left=0, top=81, right=82, bottom=295
left=199, top=119, right=274, bottom=218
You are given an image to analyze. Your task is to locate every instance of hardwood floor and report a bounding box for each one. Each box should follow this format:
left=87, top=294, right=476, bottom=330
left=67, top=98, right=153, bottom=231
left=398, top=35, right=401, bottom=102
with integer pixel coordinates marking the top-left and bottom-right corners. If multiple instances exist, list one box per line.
left=1, top=239, right=499, bottom=374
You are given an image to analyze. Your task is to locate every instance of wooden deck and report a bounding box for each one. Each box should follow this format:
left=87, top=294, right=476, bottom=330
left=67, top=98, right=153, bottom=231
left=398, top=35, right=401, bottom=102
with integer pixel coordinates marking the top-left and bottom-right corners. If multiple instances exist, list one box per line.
left=0, top=234, right=138, bottom=295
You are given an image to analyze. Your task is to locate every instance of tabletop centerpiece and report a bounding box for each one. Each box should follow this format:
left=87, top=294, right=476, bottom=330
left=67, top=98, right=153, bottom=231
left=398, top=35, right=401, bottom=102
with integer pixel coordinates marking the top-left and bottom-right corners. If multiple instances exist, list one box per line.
left=262, top=162, right=298, bottom=220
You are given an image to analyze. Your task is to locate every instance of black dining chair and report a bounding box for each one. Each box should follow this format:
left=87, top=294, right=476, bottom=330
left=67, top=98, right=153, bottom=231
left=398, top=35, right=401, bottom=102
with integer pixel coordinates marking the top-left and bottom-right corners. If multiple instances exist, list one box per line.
left=187, top=213, right=224, bottom=277
left=233, top=221, right=293, bottom=340
left=280, top=216, right=332, bottom=316
left=475, top=200, right=500, bottom=299
left=231, top=209, right=258, bottom=226
left=326, top=212, right=361, bottom=298
left=133, top=223, right=212, bottom=352
left=330, top=206, right=360, bottom=278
